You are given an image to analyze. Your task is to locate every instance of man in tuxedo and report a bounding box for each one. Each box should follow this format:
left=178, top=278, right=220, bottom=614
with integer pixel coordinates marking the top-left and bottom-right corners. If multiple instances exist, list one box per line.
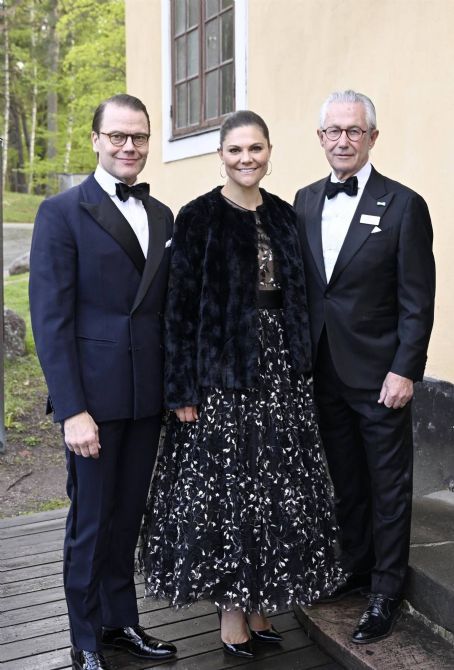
left=294, top=90, right=435, bottom=644
left=29, top=94, right=176, bottom=670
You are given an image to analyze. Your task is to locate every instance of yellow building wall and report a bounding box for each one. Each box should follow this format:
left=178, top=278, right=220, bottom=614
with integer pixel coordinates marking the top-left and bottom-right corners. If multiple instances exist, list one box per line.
left=126, top=0, right=454, bottom=382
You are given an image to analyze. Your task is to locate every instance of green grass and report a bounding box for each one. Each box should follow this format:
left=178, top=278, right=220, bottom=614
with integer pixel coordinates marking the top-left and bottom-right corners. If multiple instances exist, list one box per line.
left=4, top=273, right=46, bottom=429
left=4, top=274, right=34, bottom=350
left=3, top=191, right=43, bottom=223
left=34, top=498, right=68, bottom=512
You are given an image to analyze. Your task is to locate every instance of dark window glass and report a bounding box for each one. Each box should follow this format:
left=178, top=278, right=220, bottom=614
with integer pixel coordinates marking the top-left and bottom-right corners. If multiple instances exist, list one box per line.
left=171, top=0, right=235, bottom=137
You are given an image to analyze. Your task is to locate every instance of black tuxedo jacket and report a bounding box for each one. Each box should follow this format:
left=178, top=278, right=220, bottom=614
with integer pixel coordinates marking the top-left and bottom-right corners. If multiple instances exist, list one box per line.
left=294, top=166, right=435, bottom=389
left=29, top=174, right=173, bottom=422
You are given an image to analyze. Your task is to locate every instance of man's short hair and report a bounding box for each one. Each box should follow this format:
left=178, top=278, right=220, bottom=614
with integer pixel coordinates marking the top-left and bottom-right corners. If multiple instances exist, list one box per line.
left=92, top=94, right=150, bottom=134
left=319, top=90, right=377, bottom=130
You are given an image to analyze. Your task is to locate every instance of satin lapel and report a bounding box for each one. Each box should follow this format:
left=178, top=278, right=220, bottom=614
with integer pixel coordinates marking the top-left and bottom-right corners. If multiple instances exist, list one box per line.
left=81, top=195, right=146, bottom=274
left=131, top=198, right=167, bottom=313
left=329, top=169, right=394, bottom=286
left=305, top=179, right=329, bottom=284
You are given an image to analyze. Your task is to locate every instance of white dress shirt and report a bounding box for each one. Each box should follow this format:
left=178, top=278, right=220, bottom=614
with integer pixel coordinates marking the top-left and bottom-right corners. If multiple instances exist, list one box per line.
left=94, top=164, right=149, bottom=258
left=321, top=161, right=372, bottom=281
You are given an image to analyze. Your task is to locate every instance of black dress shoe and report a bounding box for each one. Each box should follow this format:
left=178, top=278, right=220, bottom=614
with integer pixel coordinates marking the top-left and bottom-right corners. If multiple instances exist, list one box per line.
left=317, top=573, right=371, bottom=603
left=217, top=608, right=254, bottom=658
left=71, top=648, right=111, bottom=670
left=102, top=625, right=177, bottom=659
left=249, top=624, right=283, bottom=643
left=352, top=593, right=401, bottom=644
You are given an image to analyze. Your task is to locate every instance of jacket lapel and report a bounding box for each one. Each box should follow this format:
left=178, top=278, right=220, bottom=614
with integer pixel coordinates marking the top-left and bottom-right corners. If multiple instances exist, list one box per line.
left=81, top=194, right=146, bottom=274
left=329, top=167, right=394, bottom=286
left=131, top=198, right=167, bottom=312
left=305, top=178, right=329, bottom=284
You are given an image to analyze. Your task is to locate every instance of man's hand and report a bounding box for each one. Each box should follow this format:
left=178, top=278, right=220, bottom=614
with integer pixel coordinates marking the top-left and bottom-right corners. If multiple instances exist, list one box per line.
left=175, top=406, right=198, bottom=422
left=378, top=372, right=414, bottom=409
left=64, top=411, right=101, bottom=458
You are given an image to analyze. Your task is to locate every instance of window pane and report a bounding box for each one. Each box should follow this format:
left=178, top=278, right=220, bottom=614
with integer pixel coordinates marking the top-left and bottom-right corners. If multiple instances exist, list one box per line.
left=174, top=0, right=186, bottom=34
left=189, top=78, right=201, bottom=125
left=188, top=0, right=200, bottom=27
left=221, top=63, right=234, bottom=115
left=206, top=18, right=219, bottom=68
left=176, top=35, right=186, bottom=81
left=188, top=29, right=199, bottom=77
left=176, top=83, right=188, bottom=128
left=221, top=9, right=233, bottom=61
left=221, top=0, right=233, bottom=8
left=205, top=0, right=219, bottom=19
left=205, top=69, right=219, bottom=119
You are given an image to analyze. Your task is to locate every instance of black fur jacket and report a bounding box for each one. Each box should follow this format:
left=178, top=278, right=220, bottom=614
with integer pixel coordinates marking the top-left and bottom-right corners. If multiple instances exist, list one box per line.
left=164, top=186, right=312, bottom=408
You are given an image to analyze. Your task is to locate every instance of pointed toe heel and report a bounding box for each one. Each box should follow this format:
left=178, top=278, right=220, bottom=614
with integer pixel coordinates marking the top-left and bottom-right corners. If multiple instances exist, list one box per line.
left=217, top=607, right=254, bottom=659
left=222, top=639, right=254, bottom=658
left=249, top=625, right=283, bottom=643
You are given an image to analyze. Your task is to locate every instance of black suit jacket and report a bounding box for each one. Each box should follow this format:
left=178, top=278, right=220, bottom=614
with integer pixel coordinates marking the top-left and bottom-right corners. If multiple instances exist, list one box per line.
left=294, top=166, right=435, bottom=389
left=29, top=174, right=173, bottom=422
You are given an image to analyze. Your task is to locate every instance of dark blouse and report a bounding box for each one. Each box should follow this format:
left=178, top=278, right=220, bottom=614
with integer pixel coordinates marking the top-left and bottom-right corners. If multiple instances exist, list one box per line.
left=222, top=195, right=281, bottom=291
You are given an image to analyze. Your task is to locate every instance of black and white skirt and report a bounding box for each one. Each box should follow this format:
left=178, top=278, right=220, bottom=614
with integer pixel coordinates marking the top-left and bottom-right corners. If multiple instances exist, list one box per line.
left=139, top=309, right=343, bottom=612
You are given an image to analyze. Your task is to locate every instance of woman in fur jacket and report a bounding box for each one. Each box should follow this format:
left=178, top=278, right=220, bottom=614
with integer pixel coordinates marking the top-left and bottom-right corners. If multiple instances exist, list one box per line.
left=140, top=111, right=342, bottom=659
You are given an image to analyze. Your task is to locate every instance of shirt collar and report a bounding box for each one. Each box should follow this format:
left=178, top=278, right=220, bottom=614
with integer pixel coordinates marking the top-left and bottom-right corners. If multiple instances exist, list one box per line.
left=330, top=161, right=372, bottom=189
left=94, top=164, right=139, bottom=197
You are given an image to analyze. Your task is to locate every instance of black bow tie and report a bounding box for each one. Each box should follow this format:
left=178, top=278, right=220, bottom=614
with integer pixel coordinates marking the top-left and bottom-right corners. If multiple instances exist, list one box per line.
left=325, top=176, right=358, bottom=199
left=115, top=181, right=150, bottom=202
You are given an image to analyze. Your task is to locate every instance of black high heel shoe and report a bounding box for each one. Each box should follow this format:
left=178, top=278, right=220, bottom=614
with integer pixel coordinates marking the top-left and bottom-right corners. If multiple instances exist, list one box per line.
left=249, top=624, right=283, bottom=643
left=217, top=608, right=254, bottom=659
left=247, top=610, right=283, bottom=643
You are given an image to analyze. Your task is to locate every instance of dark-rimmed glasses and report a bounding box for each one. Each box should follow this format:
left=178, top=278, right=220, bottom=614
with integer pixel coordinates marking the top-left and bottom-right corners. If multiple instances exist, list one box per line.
left=99, top=132, right=150, bottom=147
left=321, top=127, right=368, bottom=142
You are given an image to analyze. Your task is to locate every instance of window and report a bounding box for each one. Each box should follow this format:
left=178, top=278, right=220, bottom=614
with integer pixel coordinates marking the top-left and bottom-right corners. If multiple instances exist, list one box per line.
left=171, top=0, right=235, bottom=137
left=161, top=0, right=247, bottom=162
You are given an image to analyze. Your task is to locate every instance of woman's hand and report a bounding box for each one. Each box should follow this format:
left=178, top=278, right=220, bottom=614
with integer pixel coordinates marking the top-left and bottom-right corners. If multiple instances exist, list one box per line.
left=175, top=406, right=199, bottom=422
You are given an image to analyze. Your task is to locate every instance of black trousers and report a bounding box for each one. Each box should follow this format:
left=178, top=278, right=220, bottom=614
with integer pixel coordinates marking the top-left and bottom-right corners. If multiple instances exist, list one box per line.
left=63, top=415, right=162, bottom=651
left=314, top=332, right=413, bottom=597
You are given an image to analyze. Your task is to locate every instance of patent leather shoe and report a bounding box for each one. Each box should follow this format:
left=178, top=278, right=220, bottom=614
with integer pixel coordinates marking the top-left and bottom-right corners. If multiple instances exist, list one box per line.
left=317, top=573, right=371, bottom=603
left=222, top=639, right=254, bottom=658
left=217, top=608, right=254, bottom=658
left=102, top=625, right=177, bottom=659
left=71, top=648, right=111, bottom=670
left=249, top=624, right=283, bottom=643
left=352, top=593, right=401, bottom=644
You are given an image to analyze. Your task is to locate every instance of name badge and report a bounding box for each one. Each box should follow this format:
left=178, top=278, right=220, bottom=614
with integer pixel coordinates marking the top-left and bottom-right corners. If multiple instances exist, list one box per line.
left=360, top=214, right=381, bottom=225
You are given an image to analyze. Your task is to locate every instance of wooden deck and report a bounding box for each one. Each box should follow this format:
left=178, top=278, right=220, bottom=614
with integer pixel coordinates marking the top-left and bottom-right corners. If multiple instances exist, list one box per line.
left=0, top=509, right=343, bottom=670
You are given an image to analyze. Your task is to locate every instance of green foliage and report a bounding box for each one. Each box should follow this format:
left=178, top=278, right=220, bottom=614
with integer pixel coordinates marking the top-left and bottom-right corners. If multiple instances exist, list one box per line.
left=3, top=190, right=43, bottom=222
left=1, top=0, right=126, bottom=193
left=34, top=498, right=68, bottom=512
left=4, top=273, right=46, bottom=428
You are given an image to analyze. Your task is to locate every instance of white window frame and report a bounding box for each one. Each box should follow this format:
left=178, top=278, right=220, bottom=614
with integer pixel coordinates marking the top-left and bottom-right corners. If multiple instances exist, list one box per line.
left=161, top=0, right=248, bottom=163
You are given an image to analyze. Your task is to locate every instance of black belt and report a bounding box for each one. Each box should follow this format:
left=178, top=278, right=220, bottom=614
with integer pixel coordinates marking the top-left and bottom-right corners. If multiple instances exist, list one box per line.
left=258, top=290, right=283, bottom=308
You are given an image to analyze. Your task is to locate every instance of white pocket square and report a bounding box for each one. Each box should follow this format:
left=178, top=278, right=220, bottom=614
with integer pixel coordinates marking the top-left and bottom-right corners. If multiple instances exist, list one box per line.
left=371, top=226, right=381, bottom=234
left=165, top=238, right=172, bottom=248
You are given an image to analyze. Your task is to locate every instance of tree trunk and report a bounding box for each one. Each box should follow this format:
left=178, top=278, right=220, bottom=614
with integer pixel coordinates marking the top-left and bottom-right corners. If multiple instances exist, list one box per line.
left=2, top=1, right=10, bottom=192
left=28, top=0, right=38, bottom=193
left=10, top=98, right=27, bottom=192
left=63, top=32, right=75, bottom=174
left=46, top=0, right=59, bottom=195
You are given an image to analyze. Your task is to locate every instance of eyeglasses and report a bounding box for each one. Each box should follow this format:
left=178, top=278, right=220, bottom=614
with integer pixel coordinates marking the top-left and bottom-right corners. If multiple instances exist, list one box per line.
left=99, top=132, right=150, bottom=147
left=321, top=127, right=368, bottom=142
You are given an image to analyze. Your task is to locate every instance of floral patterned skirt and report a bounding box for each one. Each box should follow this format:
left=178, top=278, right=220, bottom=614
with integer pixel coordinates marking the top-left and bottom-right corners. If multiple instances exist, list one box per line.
left=139, top=309, right=343, bottom=612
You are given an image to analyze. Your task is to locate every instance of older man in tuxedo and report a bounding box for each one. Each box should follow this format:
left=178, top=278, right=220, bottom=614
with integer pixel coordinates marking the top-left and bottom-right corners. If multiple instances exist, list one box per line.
left=294, top=90, right=435, bottom=644
left=29, top=94, right=176, bottom=670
